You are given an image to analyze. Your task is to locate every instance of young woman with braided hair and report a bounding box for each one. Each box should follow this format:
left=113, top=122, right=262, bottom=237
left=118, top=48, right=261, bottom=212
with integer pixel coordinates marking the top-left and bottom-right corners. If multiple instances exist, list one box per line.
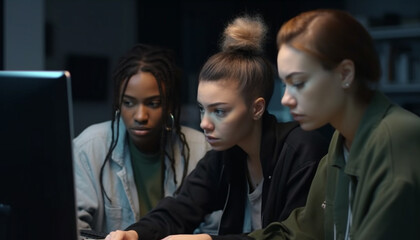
left=73, top=43, right=211, bottom=234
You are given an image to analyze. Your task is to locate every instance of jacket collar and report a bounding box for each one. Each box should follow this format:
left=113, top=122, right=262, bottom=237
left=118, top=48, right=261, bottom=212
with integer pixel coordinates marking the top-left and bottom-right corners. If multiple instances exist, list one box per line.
left=108, top=119, right=186, bottom=188
left=108, top=118, right=128, bottom=166
left=260, top=112, right=298, bottom=177
left=328, top=92, right=393, bottom=176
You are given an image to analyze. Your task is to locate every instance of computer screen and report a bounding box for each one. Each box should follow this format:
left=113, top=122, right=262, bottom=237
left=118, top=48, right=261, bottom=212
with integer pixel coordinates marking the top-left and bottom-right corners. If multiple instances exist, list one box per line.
left=0, top=71, right=79, bottom=240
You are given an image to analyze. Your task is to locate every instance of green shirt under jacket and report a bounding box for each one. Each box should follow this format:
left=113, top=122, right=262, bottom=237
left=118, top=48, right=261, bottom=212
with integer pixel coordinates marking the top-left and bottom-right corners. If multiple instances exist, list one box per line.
left=249, top=92, right=420, bottom=240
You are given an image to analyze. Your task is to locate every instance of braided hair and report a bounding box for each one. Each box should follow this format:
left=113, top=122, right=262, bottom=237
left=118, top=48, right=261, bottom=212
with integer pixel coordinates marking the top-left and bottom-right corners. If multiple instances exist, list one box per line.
left=100, top=44, right=190, bottom=201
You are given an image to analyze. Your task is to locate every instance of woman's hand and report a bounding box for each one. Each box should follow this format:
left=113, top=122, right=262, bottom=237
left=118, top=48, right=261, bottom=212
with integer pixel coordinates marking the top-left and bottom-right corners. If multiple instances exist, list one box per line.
left=161, top=234, right=212, bottom=240
left=104, top=230, right=138, bottom=240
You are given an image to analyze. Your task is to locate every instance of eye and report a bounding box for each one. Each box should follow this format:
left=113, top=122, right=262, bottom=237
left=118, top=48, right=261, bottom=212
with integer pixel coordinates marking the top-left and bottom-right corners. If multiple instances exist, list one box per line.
left=198, top=105, right=204, bottom=115
left=292, top=81, right=305, bottom=89
left=122, top=99, right=134, bottom=108
left=147, top=100, right=161, bottom=108
left=290, top=75, right=306, bottom=89
left=214, top=109, right=227, bottom=117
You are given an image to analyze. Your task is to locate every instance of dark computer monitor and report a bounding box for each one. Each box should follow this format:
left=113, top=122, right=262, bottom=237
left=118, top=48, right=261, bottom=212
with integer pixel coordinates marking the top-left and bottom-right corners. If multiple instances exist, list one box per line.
left=0, top=71, right=78, bottom=240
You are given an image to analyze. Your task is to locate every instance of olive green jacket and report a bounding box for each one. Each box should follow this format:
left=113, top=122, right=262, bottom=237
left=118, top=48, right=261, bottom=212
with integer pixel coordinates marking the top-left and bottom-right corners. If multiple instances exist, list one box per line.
left=250, top=92, right=420, bottom=240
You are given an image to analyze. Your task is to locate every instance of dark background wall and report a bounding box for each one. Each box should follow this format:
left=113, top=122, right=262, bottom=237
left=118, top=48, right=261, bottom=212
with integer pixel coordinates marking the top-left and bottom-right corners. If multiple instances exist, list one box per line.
left=0, top=0, right=3, bottom=70
left=136, top=0, right=345, bottom=102
left=2, top=0, right=420, bottom=136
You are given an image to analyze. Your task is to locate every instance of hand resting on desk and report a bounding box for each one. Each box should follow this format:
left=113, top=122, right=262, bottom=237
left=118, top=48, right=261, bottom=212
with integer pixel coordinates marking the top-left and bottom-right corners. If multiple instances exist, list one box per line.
left=105, top=231, right=211, bottom=240
left=105, top=230, right=138, bottom=240
left=162, top=234, right=211, bottom=240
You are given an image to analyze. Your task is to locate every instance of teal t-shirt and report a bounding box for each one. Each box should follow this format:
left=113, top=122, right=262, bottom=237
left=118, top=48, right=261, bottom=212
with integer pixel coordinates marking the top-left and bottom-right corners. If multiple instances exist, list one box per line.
left=128, top=138, right=163, bottom=217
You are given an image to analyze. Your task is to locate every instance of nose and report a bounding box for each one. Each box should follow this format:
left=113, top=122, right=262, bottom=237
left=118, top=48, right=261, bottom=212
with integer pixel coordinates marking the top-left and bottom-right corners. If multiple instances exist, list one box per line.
left=134, top=104, right=148, bottom=123
left=281, top=86, right=296, bottom=109
left=200, top=112, right=214, bottom=133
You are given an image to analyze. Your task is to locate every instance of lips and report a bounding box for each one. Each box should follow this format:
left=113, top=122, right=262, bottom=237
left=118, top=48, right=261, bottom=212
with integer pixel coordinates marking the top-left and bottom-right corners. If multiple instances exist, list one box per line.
left=130, top=127, right=151, bottom=136
left=205, top=135, right=219, bottom=145
left=291, top=112, right=304, bottom=122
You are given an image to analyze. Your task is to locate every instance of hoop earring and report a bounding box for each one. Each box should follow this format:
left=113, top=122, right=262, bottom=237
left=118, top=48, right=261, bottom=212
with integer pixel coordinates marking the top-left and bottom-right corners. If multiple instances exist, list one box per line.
left=165, top=113, right=175, bottom=132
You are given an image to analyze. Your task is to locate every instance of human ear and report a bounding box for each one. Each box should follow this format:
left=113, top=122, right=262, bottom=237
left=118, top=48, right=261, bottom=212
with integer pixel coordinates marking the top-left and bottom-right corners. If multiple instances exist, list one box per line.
left=253, top=97, right=266, bottom=120
left=338, top=59, right=355, bottom=88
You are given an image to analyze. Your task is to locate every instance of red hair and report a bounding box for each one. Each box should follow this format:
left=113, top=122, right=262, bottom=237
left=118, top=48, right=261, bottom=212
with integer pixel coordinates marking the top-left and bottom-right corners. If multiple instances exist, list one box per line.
left=277, top=9, right=380, bottom=101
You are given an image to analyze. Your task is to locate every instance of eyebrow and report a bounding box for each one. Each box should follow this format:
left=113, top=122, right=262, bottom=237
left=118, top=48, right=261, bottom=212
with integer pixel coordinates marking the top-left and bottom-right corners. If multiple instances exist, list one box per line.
left=284, top=71, right=305, bottom=80
left=123, top=94, right=161, bottom=101
left=197, top=102, right=229, bottom=108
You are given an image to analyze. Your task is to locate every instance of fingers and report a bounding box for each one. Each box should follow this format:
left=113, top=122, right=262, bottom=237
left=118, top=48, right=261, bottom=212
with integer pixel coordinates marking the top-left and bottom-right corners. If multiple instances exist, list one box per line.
left=104, top=230, right=129, bottom=240
left=160, top=234, right=212, bottom=240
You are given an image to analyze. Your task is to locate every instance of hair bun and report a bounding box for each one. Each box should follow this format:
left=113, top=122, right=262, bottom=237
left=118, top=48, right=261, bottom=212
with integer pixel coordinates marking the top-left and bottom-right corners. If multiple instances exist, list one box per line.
left=222, top=15, right=267, bottom=54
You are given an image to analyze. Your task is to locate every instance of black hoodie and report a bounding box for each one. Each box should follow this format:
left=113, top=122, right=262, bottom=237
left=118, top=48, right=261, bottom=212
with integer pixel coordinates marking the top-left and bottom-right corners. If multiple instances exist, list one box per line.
left=126, top=112, right=330, bottom=240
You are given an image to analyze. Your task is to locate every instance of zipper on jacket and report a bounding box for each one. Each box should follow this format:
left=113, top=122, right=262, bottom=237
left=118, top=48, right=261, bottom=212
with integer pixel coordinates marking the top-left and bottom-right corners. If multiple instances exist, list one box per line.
left=217, top=183, right=231, bottom=234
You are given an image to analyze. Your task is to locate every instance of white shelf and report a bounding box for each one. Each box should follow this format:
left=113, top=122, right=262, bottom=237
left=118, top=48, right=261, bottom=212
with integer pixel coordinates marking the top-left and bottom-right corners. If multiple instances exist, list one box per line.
left=369, top=24, right=420, bottom=103
left=379, top=83, right=420, bottom=93
left=369, top=25, right=420, bottom=40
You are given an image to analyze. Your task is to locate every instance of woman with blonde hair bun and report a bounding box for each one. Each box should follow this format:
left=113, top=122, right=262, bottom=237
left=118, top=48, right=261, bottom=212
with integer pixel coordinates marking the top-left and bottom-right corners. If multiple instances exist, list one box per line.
left=106, top=14, right=329, bottom=240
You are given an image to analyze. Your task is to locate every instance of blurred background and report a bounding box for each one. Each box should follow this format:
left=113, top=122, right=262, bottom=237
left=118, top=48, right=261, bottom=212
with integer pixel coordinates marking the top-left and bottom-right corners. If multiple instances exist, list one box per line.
left=2, top=0, right=420, bottom=136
